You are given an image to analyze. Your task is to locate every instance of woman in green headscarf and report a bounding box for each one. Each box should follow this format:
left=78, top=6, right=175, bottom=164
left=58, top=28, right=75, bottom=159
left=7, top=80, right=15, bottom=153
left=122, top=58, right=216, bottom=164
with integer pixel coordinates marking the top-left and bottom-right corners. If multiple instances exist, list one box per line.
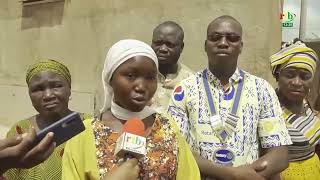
left=4, top=59, right=89, bottom=180
left=270, top=39, right=320, bottom=180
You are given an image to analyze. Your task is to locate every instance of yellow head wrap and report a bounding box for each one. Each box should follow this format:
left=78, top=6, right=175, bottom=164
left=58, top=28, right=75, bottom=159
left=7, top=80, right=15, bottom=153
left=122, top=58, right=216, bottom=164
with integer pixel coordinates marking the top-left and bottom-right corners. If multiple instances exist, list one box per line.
left=270, top=41, right=318, bottom=78
left=26, top=59, right=71, bottom=86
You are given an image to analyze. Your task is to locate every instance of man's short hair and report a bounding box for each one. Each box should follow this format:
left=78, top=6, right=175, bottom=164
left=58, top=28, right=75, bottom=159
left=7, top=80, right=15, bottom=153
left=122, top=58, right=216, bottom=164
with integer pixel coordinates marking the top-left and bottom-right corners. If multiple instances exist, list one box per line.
left=207, top=15, right=242, bottom=35
left=153, top=21, right=184, bottom=41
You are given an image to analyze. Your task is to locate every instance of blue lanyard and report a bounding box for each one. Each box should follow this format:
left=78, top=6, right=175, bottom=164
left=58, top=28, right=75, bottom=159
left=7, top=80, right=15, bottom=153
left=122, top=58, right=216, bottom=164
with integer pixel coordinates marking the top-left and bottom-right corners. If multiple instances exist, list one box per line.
left=202, top=69, right=245, bottom=116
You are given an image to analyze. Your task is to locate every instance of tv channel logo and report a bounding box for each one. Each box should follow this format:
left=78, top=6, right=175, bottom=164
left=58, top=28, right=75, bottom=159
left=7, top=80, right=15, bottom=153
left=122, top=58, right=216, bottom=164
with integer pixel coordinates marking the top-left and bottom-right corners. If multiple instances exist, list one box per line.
left=280, top=11, right=296, bottom=27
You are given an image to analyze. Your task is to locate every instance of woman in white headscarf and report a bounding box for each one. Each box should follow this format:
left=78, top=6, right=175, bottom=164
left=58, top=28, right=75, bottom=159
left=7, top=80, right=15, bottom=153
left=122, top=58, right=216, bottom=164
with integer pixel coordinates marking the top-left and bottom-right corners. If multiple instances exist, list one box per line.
left=61, top=39, right=200, bottom=180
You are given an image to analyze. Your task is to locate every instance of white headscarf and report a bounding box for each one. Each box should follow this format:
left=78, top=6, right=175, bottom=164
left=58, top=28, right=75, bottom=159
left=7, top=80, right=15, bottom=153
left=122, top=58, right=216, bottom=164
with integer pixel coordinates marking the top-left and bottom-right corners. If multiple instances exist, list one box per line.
left=100, top=39, right=158, bottom=115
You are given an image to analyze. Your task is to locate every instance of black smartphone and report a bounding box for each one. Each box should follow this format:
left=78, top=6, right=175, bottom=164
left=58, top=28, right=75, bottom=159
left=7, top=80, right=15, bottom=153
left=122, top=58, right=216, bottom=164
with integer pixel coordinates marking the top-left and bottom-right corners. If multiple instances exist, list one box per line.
left=36, top=112, right=85, bottom=147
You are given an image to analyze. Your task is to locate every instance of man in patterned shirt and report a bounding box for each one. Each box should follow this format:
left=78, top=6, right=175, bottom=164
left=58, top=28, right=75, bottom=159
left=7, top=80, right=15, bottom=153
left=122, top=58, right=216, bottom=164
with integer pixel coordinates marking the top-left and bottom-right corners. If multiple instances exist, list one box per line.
left=167, top=15, right=292, bottom=180
left=150, top=21, right=193, bottom=113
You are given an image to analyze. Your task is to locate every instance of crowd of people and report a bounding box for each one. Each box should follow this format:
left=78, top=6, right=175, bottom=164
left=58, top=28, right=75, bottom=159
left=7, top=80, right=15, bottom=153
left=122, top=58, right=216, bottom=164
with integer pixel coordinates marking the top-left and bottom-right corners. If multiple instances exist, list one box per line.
left=0, top=15, right=319, bottom=180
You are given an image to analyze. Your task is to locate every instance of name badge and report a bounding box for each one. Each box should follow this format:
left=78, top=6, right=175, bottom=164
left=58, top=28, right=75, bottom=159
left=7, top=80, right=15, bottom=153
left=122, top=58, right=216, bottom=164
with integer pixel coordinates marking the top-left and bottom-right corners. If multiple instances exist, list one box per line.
left=210, top=115, right=222, bottom=130
left=214, top=148, right=234, bottom=166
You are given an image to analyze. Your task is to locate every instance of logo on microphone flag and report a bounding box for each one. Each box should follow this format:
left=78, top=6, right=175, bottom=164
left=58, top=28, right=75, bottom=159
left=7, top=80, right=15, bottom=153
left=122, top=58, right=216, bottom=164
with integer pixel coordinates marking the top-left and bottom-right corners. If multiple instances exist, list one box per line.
left=174, top=86, right=184, bottom=101
left=114, top=132, right=146, bottom=158
left=125, top=134, right=145, bottom=149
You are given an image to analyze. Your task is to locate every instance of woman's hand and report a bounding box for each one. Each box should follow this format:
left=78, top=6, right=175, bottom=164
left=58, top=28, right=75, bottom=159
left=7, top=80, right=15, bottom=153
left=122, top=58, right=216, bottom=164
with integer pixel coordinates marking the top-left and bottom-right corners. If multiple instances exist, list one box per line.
left=103, top=158, right=140, bottom=180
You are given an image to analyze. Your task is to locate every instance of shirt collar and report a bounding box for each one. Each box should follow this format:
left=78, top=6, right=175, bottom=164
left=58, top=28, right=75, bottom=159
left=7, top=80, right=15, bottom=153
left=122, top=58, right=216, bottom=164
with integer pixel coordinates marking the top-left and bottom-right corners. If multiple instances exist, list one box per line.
left=205, top=67, right=243, bottom=85
left=158, top=63, right=181, bottom=83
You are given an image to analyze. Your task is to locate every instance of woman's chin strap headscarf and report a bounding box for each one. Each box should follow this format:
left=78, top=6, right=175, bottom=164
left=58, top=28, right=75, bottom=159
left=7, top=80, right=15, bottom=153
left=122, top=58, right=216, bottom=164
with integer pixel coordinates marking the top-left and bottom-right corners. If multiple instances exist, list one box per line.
left=100, top=39, right=158, bottom=113
left=270, top=40, right=318, bottom=78
left=26, top=59, right=71, bottom=87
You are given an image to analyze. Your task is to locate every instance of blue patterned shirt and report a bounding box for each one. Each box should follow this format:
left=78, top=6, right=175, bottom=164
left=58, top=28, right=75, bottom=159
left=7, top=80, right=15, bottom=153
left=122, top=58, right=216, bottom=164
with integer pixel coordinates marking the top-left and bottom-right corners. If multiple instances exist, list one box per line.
left=167, top=68, right=292, bottom=166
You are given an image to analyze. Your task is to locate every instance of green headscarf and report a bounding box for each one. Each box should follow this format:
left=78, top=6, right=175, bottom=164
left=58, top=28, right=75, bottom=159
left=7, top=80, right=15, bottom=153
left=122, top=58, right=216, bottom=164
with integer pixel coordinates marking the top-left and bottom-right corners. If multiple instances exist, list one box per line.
left=26, top=59, right=71, bottom=86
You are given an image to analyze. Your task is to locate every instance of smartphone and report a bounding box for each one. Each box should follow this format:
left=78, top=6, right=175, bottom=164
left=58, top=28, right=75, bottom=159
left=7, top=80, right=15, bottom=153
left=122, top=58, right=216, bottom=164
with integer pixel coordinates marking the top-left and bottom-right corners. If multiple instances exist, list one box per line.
left=36, top=112, right=85, bottom=147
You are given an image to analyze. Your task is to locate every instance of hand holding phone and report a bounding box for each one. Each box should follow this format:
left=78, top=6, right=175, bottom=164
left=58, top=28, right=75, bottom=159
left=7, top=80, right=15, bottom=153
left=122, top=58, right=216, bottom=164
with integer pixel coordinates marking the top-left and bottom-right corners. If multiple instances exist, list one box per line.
left=0, top=128, right=55, bottom=174
left=36, top=112, right=85, bottom=147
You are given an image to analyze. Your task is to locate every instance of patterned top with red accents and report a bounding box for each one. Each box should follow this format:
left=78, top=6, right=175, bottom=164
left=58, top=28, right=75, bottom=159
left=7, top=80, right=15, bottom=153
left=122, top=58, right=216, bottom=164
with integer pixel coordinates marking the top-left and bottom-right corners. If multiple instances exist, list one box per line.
left=93, top=113, right=179, bottom=180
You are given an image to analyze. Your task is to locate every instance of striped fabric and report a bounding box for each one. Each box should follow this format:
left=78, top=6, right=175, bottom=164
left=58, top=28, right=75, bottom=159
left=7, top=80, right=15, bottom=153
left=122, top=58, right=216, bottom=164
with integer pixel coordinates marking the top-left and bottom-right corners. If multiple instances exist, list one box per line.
left=283, top=104, right=320, bottom=161
left=270, top=42, right=318, bottom=78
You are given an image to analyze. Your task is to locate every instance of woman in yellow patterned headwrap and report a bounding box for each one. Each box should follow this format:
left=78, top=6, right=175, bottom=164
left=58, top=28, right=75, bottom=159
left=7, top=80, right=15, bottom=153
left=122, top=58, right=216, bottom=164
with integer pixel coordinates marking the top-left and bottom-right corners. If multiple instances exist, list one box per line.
left=3, top=59, right=90, bottom=180
left=270, top=39, right=320, bottom=180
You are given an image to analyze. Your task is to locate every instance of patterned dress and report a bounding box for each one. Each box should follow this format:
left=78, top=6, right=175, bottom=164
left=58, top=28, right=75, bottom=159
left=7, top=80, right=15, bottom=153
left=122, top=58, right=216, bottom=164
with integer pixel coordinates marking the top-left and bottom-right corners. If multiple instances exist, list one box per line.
left=281, top=104, right=320, bottom=179
left=3, top=113, right=90, bottom=180
left=93, top=113, right=178, bottom=180
left=61, top=113, right=201, bottom=180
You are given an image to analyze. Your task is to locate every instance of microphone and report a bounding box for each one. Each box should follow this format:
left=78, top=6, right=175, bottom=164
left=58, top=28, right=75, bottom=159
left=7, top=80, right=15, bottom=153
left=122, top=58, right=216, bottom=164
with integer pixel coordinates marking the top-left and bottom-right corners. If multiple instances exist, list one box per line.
left=114, top=118, right=146, bottom=160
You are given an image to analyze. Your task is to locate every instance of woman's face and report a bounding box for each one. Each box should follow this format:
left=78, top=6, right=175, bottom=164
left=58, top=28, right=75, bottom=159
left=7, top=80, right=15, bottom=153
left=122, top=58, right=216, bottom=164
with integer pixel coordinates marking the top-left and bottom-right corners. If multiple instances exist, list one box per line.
left=110, top=56, right=158, bottom=112
left=278, top=67, right=313, bottom=102
left=28, top=71, right=71, bottom=118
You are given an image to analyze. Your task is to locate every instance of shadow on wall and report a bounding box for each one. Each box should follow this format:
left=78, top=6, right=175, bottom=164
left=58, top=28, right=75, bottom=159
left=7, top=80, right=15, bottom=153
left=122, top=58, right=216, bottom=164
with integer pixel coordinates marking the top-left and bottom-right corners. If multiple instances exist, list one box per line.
left=21, top=0, right=67, bottom=29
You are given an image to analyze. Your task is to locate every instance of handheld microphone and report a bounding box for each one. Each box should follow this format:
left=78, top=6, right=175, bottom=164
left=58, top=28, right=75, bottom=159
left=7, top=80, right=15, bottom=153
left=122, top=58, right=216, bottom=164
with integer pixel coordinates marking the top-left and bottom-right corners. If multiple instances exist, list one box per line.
left=114, top=118, right=146, bottom=160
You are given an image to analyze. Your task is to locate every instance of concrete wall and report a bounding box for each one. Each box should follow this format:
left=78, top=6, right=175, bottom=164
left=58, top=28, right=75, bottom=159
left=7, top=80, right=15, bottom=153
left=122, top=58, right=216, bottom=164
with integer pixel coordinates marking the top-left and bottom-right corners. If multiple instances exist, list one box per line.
left=0, top=0, right=282, bottom=138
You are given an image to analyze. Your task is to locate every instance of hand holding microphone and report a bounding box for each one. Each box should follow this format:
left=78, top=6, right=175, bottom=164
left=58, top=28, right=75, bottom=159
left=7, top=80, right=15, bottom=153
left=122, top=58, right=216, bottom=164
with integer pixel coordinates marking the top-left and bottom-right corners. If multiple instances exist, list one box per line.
left=106, top=118, right=145, bottom=180
left=114, top=118, right=146, bottom=161
left=103, top=158, right=140, bottom=180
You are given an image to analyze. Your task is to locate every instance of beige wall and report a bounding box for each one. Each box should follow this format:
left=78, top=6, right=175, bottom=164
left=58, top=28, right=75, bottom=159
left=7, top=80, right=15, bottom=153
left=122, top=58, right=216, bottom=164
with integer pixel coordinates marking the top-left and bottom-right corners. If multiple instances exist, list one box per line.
left=0, top=0, right=281, bottom=138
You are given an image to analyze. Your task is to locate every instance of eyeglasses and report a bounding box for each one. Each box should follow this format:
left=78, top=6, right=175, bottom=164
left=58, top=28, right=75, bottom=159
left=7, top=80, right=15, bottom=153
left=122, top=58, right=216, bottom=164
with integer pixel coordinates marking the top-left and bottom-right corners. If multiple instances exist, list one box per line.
left=207, top=33, right=241, bottom=43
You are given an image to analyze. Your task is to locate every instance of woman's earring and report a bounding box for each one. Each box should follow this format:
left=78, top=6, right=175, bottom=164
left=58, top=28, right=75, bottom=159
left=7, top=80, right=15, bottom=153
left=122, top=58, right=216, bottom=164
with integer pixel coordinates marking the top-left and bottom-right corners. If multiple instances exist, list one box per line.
left=69, top=96, right=72, bottom=100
